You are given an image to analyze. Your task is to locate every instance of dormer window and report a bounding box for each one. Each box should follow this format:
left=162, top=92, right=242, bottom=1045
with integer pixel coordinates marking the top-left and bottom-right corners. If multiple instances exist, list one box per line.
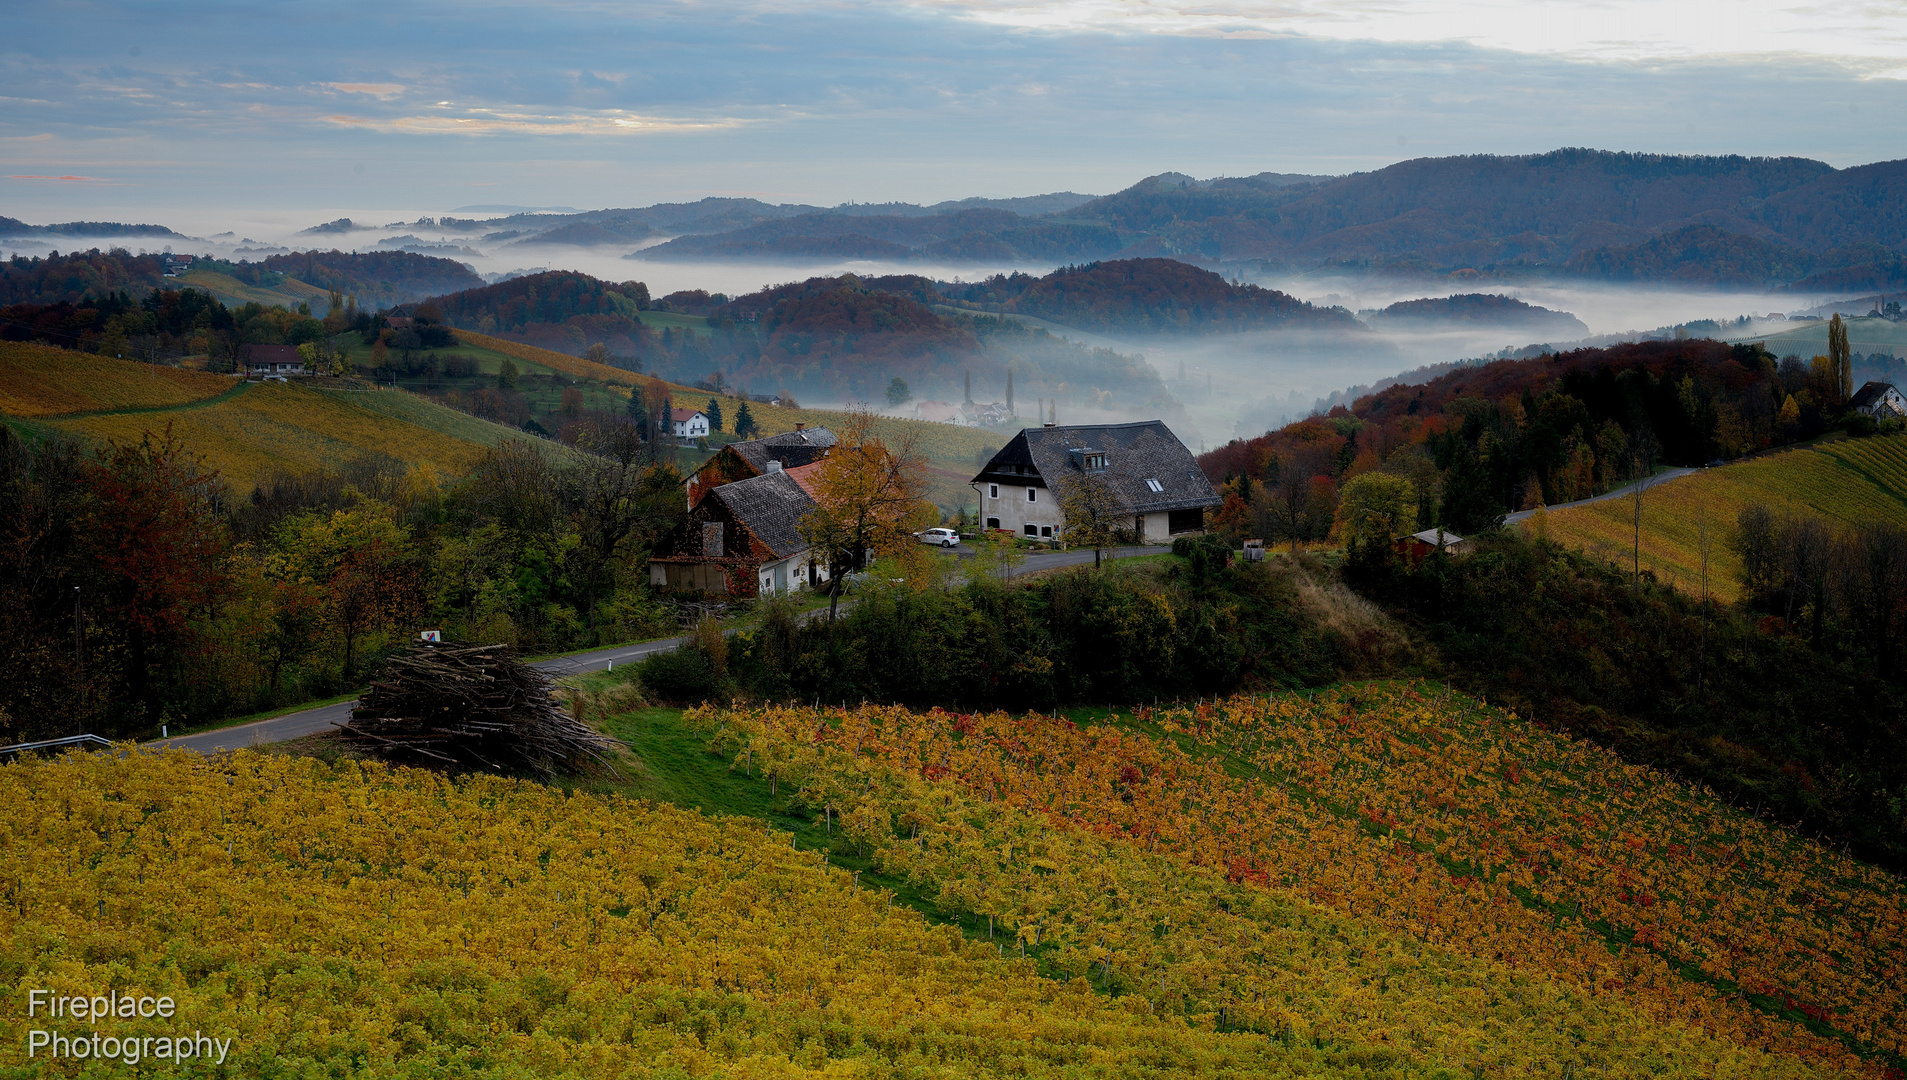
left=1070, top=447, right=1108, bottom=472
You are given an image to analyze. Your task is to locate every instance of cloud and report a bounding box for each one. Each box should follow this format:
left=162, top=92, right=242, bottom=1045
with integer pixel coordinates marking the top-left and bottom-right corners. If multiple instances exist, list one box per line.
left=6, top=174, right=116, bottom=183
left=319, top=106, right=765, bottom=135
left=324, top=82, right=407, bottom=98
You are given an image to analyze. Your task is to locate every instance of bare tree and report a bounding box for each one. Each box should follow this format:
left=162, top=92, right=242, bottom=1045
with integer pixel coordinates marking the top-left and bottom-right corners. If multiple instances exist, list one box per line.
left=1057, top=471, right=1127, bottom=568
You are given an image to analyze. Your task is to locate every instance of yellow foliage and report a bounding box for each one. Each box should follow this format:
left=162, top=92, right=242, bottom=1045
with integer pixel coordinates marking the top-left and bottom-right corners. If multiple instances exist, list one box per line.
left=0, top=341, right=234, bottom=417
left=1, top=749, right=1355, bottom=1079
left=705, top=687, right=1903, bottom=1077
left=43, top=383, right=501, bottom=492
left=1542, top=435, right=1907, bottom=601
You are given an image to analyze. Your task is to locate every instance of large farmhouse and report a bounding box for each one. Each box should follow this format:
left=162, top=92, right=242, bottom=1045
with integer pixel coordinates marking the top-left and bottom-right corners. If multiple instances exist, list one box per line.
left=971, top=421, right=1220, bottom=542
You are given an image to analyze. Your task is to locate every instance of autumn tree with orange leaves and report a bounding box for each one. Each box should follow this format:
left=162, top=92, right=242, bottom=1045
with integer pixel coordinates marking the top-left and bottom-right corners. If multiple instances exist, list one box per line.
left=798, top=409, right=938, bottom=622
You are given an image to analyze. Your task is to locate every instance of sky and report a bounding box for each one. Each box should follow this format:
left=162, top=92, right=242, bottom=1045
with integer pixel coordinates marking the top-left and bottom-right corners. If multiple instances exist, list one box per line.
left=5, top=0, right=1907, bottom=222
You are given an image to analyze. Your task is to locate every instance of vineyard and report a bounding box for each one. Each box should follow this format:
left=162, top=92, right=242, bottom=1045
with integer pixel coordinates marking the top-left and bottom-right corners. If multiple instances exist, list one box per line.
left=4, top=748, right=1405, bottom=1079
left=0, top=340, right=235, bottom=417
left=696, top=685, right=1905, bottom=1078
left=1540, top=434, right=1907, bottom=601
left=37, top=382, right=533, bottom=491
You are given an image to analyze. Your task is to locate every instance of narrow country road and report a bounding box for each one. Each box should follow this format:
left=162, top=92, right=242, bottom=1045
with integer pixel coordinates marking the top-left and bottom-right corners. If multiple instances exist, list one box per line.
left=1503, top=467, right=1699, bottom=525
left=145, top=541, right=1167, bottom=755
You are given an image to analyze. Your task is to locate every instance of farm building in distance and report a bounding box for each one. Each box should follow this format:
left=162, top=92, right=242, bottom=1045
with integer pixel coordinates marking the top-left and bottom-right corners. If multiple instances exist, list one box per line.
left=1849, top=381, right=1907, bottom=420
left=240, top=344, right=306, bottom=379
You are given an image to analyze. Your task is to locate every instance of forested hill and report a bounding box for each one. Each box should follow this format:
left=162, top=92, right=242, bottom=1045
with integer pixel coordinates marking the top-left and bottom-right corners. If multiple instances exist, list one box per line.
left=1066, top=150, right=1907, bottom=288
left=0, top=217, right=185, bottom=239
left=1200, top=335, right=1840, bottom=536
left=941, top=258, right=1361, bottom=336
left=1, top=249, right=482, bottom=308
left=420, top=270, right=651, bottom=354
left=1366, top=294, right=1589, bottom=337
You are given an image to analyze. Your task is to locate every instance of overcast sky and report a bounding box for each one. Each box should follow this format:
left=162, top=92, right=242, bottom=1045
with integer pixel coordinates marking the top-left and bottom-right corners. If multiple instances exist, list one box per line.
left=6, top=0, right=1907, bottom=221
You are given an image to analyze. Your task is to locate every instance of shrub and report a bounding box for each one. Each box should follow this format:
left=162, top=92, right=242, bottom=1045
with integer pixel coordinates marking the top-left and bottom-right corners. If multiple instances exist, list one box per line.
left=635, top=646, right=723, bottom=703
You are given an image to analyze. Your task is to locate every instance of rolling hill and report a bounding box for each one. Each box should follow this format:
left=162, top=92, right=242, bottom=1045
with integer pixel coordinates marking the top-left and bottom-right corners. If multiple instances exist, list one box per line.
left=0, top=341, right=567, bottom=491
left=1538, top=433, right=1907, bottom=603
left=946, top=258, right=1362, bottom=337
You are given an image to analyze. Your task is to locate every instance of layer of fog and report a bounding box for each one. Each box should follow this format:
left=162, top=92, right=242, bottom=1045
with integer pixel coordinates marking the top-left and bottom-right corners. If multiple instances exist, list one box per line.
left=1, top=207, right=1844, bottom=447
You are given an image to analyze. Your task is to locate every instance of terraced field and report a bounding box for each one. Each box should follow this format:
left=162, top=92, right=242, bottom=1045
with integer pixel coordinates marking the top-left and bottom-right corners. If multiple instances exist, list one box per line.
left=1539, top=434, right=1907, bottom=601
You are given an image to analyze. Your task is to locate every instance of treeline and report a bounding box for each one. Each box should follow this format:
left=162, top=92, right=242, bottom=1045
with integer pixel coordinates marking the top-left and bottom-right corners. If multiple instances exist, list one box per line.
left=228, top=250, right=484, bottom=309
left=0, top=424, right=686, bottom=742
left=1203, top=334, right=1874, bottom=543
left=1, top=287, right=334, bottom=367
left=638, top=541, right=1394, bottom=710
left=1343, top=527, right=1907, bottom=873
left=941, top=258, right=1360, bottom=336
left=426, top=270, right=653, bottom=354
left=1, top=250, right=174, bottom=306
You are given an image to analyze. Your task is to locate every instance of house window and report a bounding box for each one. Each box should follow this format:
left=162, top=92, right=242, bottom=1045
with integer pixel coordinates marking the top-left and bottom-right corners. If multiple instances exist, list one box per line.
left=1024, top=523, right=1038, bottom=536
left=989, top=484, right=999, bottom=499
left=702, top=521, right=724, bottom=556
left=1026, top=487, right=1037, bottom=503
left=1040, top=525, right=1053, bottom=538
left=1145, top=478, right=1164, bottom=492
left=986, top=516, right=999, bottom=530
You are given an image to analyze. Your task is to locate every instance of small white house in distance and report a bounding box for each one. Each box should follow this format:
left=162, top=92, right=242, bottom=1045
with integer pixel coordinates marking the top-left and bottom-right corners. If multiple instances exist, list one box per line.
left=240, top=343, right=307, bottom=380
left=670, top=408, right=711, bottom=438
left=1849, top=381, right=1907, bottom=420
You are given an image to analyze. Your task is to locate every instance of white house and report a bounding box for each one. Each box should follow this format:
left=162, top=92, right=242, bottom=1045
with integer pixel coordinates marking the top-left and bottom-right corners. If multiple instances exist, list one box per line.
left=240, top=344, right=307, bottom=380
left=670, top=408, right=711, bottom=438
left=1849, top=381, right=1907, bottom=421
left=970, top=420, right=1221, bottom=543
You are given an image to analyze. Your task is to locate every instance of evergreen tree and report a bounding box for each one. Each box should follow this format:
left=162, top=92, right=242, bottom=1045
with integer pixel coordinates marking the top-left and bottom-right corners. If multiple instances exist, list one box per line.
left=706, top=396, right=725, bottom=433
left=734, top=401, right=759, bottom=438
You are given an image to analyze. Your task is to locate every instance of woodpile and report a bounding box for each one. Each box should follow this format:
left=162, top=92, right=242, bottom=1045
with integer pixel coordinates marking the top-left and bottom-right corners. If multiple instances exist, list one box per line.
left=337, top=644, right=623, bottom=778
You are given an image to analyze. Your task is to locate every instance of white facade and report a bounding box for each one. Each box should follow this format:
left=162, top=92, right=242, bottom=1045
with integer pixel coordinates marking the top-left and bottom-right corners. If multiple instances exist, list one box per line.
left=1859, top=385, right=1907, bottom=419
left=758, top=552, right=831, bottom=595
left=980, top=481, right=1064, bottom=540
left=671, top=411, right=711, bottom=438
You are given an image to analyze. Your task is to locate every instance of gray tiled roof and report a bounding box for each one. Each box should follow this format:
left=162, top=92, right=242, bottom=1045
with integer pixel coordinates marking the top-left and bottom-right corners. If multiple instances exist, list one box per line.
left=973, top=421, right=1221, bottom=515
left=731, top=427, right=836, bottom=473
left=712, top=470, right=816, bottom=560
left=1850, top=381, right=1898, bottom=410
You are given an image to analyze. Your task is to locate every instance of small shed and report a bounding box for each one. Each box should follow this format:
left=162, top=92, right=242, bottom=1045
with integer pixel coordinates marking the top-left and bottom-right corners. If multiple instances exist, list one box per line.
left=1393, top=528, right=1472, bottom=567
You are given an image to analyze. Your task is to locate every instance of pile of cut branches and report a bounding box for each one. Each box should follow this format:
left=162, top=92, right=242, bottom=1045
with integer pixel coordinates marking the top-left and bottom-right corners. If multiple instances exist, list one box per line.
left=337, top=644, right=623, bottom=778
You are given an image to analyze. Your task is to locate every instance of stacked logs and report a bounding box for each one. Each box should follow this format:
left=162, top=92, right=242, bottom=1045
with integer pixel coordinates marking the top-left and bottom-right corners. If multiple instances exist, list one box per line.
left=336, top=644, right=623, bottom=778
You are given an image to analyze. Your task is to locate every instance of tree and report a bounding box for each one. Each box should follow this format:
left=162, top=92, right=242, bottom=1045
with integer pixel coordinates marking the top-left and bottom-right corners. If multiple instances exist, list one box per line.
left=1057, top=471, right=1126, bottom=567
left=705, top=396, right=725, bottom=433
left=798, top=410, right=936, bottom=622
left=734, top=401, right=760, bottom=439
left=1333, top=472, right=1417, bottom=549
left=569, top=417, right=684, bottom=643
left=497, top=357, right=520, bottom=390
left=1828, top=313, right=1852, bottom=405
left=887, top=377, right=912, bottom=408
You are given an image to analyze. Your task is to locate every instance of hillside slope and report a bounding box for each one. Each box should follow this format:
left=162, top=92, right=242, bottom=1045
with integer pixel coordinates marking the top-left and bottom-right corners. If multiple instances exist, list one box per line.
left=1, top=341, right=562, bottom=491
left=1540, top=433, right=1907, bottom=602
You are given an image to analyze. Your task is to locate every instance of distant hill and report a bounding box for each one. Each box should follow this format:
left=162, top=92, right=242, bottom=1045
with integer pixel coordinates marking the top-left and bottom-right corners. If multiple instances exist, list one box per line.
left=1366, top=294, right=1589, bottom=338
left=422, top=270, right=651, bottom=354
left=1563, top=226, right=1818, bottom=286
left=0, top=217, right=186, bottom=239
left=633, top=209, right=1122, bottom=264
left=233, top=250, right=484, bottom=308
left=0, top=249, right=484, bottom=312
left=948, top=258, right=1362, bottom=336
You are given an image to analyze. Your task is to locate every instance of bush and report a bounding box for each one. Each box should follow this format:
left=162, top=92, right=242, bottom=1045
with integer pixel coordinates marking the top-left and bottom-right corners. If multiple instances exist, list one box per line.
left=635, top=646, right=724, bottom=703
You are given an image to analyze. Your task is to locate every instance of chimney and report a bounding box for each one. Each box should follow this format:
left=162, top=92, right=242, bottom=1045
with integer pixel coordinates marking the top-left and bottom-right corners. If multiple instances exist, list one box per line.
left=794, top=422, right=805, bottom=431
left=767, top=460, right=784, bottom=473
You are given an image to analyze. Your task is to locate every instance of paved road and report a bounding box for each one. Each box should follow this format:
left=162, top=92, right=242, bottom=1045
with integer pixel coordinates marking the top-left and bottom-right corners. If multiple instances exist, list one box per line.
left=147, top=542, right=1167, bottom=755
left=147, top=636, right=694, bottom=755
left=1503, top=467, right=1698, bottom=525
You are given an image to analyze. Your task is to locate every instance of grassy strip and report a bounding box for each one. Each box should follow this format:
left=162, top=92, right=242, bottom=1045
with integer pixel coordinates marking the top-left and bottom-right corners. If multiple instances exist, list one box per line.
left=34, top=378, right=252, bottom=420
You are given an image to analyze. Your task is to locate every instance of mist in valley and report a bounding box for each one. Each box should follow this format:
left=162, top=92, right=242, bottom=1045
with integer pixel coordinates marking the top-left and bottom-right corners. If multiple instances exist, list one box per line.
left=2, top=207, right=1847, bottom=449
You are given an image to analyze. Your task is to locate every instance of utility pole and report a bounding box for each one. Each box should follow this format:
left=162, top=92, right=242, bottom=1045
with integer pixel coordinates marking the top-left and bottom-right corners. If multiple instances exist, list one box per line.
left=73, top=586, right=84, bottom=734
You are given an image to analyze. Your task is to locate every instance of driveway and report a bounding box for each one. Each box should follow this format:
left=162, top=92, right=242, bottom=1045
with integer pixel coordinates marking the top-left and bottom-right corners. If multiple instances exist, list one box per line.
left=1503, top=467, right=1698, bottom=525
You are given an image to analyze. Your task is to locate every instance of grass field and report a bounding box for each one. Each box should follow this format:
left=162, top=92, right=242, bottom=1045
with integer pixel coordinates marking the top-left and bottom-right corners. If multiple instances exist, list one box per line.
left=1539, top=433, right=1907, bottom=602
left=0, top=341, right=236, bottom=417
left=174, top=268, right=331, bottom=309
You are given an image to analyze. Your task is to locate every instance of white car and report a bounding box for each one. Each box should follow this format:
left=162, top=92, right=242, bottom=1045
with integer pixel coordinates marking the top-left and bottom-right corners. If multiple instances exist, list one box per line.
left=916, top=527, right=961, bottom=548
